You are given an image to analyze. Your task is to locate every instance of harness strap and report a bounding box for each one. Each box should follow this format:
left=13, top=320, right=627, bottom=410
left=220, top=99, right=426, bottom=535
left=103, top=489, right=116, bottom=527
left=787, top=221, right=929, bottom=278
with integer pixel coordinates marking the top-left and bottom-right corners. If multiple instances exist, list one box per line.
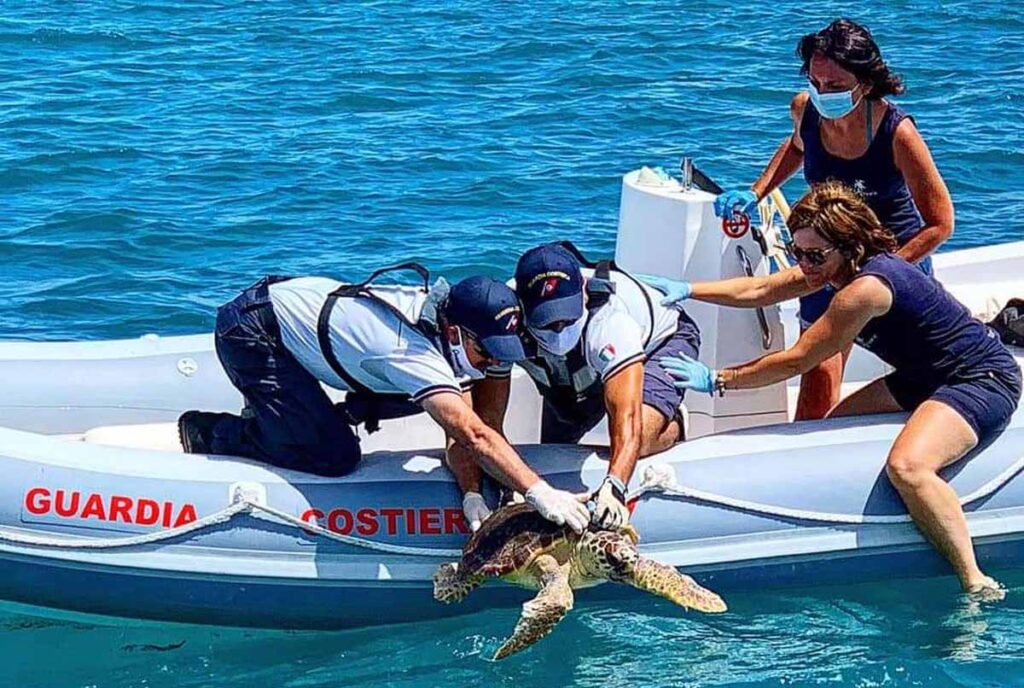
left=315, top=262, right=436, bottom=432
left=317, top=291, right=374, bottom=397
left=586, top=259, right=614, bottom=311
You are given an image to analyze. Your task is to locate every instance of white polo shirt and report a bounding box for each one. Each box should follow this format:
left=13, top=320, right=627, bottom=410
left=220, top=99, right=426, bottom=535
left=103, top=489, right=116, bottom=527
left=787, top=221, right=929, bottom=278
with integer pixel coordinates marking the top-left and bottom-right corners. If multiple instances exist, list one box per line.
left=268, top=277, right=462, bottom=404
left=582, top=268, right=680, bottom=380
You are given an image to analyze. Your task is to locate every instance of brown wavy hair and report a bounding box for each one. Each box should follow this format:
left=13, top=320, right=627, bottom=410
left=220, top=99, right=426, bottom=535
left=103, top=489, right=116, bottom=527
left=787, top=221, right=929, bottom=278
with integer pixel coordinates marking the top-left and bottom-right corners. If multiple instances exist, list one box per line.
left=798, top=19, right=905, bottom=99
left=788, top=181, right=898, bottom=271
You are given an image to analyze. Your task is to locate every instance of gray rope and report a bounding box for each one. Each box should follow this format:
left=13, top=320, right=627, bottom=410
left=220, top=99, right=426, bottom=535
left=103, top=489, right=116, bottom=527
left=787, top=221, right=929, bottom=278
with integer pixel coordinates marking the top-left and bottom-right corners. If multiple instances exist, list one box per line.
left=632, top=457, right=1024, bottom=525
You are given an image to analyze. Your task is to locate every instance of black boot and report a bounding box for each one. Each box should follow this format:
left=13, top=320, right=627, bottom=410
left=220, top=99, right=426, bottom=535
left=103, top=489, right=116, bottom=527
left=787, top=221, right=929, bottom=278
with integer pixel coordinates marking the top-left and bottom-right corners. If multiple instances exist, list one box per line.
left=178, top=410, right=232, bottom=454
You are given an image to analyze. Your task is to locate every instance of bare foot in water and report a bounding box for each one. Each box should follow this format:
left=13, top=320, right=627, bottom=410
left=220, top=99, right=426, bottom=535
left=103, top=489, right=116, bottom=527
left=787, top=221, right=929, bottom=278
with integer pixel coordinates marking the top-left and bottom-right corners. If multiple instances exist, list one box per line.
left=964, top=576, right=1006, bottom=603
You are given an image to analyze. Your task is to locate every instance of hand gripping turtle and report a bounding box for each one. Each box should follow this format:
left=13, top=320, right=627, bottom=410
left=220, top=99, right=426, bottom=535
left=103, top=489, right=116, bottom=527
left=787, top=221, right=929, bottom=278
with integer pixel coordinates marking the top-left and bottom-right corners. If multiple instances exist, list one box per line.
left=432, top=502, right=726, bottom=660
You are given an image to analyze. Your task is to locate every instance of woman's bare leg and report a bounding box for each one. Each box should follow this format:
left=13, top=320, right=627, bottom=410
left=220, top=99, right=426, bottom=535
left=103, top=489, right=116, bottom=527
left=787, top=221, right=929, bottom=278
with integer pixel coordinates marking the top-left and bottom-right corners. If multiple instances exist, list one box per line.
left=795, top=343, right=852, bottom=421
left=885, top=400, right=997, bottom=593
left=828, top=377, right=904, bottom=418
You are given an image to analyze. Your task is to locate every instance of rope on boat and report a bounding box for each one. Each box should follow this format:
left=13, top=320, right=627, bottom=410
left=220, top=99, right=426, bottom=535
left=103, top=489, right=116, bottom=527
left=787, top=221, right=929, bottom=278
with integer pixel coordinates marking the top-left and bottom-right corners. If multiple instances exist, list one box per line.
left=247, top=502, right=462, bottom=557
left=0, top=493, right=463, bottom=556
left=1, top=454, right=1021, bottom=552
left=0, top=500, right=251, bottom=550
left=631, top=457, right=1024, bottom=525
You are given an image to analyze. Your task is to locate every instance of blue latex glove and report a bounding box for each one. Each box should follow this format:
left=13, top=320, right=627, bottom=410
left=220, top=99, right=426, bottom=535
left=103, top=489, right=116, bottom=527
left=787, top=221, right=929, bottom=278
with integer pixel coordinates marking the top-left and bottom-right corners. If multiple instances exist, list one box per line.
left=660, top=353, right=716, bottom=395
left=713, top=189, right=758, bottom=220
left=635, top=274, right=693, bottom=308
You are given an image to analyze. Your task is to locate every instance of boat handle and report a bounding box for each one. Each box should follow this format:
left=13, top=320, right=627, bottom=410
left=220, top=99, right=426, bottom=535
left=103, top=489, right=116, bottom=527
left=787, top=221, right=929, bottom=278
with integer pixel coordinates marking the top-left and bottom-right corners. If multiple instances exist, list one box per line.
left=736, top=245, right=772, bottom=350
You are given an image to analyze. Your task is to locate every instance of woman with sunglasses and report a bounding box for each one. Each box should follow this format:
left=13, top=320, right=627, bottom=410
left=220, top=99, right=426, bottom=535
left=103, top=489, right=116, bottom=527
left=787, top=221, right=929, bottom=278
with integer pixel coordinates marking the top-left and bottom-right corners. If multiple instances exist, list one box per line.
left=656, top=181, right=1020, bottom=597
left=716, top=18, right=954, bottom=421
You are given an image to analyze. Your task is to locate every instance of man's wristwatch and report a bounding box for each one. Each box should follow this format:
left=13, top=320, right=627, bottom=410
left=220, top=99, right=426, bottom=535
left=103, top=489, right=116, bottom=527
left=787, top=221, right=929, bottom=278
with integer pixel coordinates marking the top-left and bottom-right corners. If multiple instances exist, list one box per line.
left=603, top=475, right=627, bottom=503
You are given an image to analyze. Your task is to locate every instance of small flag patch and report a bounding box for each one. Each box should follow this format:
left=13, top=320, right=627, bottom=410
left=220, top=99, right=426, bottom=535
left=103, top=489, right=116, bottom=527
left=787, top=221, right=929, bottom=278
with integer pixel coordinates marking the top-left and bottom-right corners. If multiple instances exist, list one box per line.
left=598, top=344, right=616, bottom=362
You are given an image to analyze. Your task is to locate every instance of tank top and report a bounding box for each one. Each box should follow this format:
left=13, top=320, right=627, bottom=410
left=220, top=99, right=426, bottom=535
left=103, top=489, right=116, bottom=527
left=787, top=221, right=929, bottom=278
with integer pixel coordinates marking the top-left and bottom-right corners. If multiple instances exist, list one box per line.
left=801, top=102, right=925, bottom=246
left=852, top=253, right=1012, bottom=386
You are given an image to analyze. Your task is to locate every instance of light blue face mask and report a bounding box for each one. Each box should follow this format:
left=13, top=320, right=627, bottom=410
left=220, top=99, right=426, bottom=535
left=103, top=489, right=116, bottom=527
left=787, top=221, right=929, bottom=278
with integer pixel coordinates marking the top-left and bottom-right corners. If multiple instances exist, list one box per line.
left=808, top=82, right=862, bottom=120
left=448, top=328, right=486, bottom=381
left=530, top=310, right=587, bottom=357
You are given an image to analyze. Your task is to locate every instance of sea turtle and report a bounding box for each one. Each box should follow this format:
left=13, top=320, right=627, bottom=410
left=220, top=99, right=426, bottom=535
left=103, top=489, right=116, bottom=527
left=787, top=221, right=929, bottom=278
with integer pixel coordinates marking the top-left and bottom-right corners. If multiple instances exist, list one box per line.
left=433, top=502, right=726, bottom=660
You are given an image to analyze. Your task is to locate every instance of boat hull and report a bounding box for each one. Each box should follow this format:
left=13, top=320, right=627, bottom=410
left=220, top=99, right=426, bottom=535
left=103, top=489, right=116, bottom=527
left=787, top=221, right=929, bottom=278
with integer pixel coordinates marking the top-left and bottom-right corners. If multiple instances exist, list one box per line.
left=0, top=404, right=1022, bottom=629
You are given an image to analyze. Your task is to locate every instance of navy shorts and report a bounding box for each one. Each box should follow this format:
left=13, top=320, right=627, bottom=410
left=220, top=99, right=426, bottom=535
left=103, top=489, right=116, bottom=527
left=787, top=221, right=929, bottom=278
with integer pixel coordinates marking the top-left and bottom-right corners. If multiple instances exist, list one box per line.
left=800, top=256, right=933, bottom=327
left=540, top=313, right=701, bottom=443
left=885, top=360, right=1022, bottom=448
left=642, top=312, right=702, bottom=422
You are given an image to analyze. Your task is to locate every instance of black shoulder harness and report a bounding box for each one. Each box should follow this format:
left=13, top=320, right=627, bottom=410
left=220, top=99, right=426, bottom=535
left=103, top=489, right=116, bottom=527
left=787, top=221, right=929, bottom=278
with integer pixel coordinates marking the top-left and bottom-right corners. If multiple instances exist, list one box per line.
left=316, top=262, right=435, bottom=395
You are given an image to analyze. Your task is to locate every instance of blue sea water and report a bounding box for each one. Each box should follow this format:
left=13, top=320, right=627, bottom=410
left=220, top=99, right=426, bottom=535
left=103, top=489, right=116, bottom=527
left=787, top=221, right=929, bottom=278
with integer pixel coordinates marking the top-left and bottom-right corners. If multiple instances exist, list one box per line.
left=1, top=0, right=1023, bottom=685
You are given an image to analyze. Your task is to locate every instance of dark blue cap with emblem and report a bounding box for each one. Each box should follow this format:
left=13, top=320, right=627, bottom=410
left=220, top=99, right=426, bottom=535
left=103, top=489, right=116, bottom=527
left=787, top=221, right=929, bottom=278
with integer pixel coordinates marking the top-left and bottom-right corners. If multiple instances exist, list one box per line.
left=446, top=276, right=526, bottom=362
left=515, top=243, right=584, bottom=328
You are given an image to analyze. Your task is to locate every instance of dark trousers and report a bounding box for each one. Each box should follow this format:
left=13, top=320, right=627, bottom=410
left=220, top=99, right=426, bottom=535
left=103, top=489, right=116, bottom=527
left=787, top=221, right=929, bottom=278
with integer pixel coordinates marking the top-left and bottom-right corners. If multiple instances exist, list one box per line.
left=210, top=278, right=361, bottom=476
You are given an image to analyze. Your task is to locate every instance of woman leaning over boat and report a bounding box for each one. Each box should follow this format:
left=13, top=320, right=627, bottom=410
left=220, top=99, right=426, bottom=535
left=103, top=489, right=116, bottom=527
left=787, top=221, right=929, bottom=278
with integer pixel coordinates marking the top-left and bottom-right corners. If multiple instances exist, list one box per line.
left=656, top=181, right=1021, bottom=596
left=715, top=18, right=954, bottom=421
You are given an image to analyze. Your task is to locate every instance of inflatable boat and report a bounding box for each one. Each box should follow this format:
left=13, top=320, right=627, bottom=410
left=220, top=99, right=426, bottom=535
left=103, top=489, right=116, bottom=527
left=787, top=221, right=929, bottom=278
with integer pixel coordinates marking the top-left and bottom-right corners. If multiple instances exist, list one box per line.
left=1, top=167, right=1022, bottom=629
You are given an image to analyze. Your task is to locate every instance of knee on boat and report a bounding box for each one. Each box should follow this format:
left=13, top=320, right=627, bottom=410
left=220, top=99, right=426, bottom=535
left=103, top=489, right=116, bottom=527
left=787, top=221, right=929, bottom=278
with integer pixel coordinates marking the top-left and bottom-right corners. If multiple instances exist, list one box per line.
left=885, top=454, right=933, bottom=490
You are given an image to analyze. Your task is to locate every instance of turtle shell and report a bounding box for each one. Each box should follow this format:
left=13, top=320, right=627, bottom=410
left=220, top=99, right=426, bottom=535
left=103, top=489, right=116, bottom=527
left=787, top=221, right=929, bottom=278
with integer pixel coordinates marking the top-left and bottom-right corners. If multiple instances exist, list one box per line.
left=461, top=502, right=568, bottom=576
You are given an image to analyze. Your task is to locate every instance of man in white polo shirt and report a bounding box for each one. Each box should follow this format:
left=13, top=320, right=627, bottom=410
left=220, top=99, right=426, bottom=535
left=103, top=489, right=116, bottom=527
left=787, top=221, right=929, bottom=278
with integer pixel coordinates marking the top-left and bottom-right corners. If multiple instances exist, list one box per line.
left=178, top=267, right=589, bottom=533
left=474, top=243, right=701, bottom=530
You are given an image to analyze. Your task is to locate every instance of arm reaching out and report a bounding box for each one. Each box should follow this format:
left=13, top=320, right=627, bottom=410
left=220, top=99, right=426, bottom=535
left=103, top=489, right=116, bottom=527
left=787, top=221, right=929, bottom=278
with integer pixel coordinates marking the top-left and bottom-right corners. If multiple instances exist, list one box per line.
left=423, top=391, right=590, bottom=532
left=661, top=278, right=891, bottom=392
left=642, top=267, right=814, bottom=310
left=594, top=361, right=644, bottom=529
left=445, top=376, right=511, bottom=494
left=691, top=266, right=814, bottom=308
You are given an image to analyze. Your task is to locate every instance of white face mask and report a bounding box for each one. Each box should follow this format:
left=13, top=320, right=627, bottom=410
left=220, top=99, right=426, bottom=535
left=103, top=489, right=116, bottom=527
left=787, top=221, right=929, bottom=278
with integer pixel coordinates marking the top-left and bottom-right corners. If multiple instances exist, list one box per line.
left=448, top=329, right=485, bottom=380
left=808, top=82, right=863, bottom=120
left=529, top=310, right=587, bottom=356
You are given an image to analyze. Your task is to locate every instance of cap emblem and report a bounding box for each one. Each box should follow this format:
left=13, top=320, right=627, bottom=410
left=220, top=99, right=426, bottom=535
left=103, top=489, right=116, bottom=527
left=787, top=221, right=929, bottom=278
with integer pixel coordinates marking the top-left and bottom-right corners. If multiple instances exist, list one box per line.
left=526, top=270, right=571, bottom=296
left=494, top=306, right=521, bottom=332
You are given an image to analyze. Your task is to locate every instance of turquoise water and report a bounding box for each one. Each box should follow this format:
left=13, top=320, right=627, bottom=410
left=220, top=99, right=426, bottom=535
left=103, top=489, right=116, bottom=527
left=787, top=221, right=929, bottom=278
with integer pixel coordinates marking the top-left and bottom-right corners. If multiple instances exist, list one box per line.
left=1, top=1, right=1023, bottom=685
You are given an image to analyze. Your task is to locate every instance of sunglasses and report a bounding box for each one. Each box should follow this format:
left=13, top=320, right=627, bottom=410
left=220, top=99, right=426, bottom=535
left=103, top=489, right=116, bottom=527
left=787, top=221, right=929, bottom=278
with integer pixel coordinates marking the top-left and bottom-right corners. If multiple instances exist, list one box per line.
left=787, top=244, right=838, bottom=267
left=460, top=327, right=496, bottom=362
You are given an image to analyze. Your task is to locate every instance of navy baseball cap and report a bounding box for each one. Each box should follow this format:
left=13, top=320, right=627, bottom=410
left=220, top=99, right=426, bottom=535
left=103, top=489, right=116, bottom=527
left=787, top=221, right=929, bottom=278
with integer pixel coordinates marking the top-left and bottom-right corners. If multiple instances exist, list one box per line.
left=446, top=276, right=526, bottom=362
left=515, top=243, right=584, bottom=328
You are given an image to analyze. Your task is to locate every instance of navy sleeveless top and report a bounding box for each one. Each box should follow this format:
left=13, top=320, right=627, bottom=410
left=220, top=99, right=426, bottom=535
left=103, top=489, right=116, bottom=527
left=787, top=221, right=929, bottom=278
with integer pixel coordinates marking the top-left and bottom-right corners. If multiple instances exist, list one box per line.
left=801, top=102, right=925, bottom=246
left=852, top=253, right=1012, bottom=386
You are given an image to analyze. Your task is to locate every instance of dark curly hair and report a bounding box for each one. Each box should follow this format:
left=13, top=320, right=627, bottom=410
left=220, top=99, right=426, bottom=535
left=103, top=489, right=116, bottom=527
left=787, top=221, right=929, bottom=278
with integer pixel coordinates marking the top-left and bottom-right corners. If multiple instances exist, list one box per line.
left=797, top=19, right=905, bottom=99
left=789, top=181, right=898, bottom=271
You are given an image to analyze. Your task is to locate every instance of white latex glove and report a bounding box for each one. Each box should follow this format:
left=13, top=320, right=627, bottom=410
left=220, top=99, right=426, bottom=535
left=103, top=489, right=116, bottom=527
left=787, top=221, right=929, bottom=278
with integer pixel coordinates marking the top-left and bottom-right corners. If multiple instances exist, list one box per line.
left=592, top=475, right=629, bottom=530
left=525, top=481, right=591, bottom=534
left=462, top=491, right=491, bottom=532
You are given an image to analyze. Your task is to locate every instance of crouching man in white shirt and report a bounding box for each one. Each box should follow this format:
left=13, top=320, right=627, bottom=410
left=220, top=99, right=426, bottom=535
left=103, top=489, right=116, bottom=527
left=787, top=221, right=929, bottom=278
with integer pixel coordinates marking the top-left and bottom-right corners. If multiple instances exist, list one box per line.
left=178, top=267, right=589, bottom=534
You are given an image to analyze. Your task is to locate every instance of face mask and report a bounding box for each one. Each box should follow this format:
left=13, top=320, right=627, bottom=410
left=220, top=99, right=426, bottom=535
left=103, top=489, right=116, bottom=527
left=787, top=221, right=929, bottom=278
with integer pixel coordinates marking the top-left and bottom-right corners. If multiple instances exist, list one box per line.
left=808, top=82, right=862, bottom=120
left=447, top=329, right=486, bottom=381
left=529, top=310, right=587, bottom=356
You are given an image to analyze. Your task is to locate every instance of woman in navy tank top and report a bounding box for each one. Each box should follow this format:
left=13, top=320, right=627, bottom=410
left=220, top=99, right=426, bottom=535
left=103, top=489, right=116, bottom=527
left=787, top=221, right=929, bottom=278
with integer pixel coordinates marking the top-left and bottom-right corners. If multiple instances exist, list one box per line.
left=658, top=182, right=1020, bottom=597
left=715, top=19, right=955, bottom=422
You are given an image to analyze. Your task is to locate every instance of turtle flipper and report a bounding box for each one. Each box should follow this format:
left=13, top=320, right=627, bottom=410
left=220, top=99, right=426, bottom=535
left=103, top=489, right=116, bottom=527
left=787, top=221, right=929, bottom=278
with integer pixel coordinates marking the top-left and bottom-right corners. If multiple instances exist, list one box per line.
left=494, top=554, right=573, bottom=660
left=629, top=558, right=726, bottom=613
left=582, top=531, right=726, bottom=613
left=432, top=562, right=483, bottom=604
